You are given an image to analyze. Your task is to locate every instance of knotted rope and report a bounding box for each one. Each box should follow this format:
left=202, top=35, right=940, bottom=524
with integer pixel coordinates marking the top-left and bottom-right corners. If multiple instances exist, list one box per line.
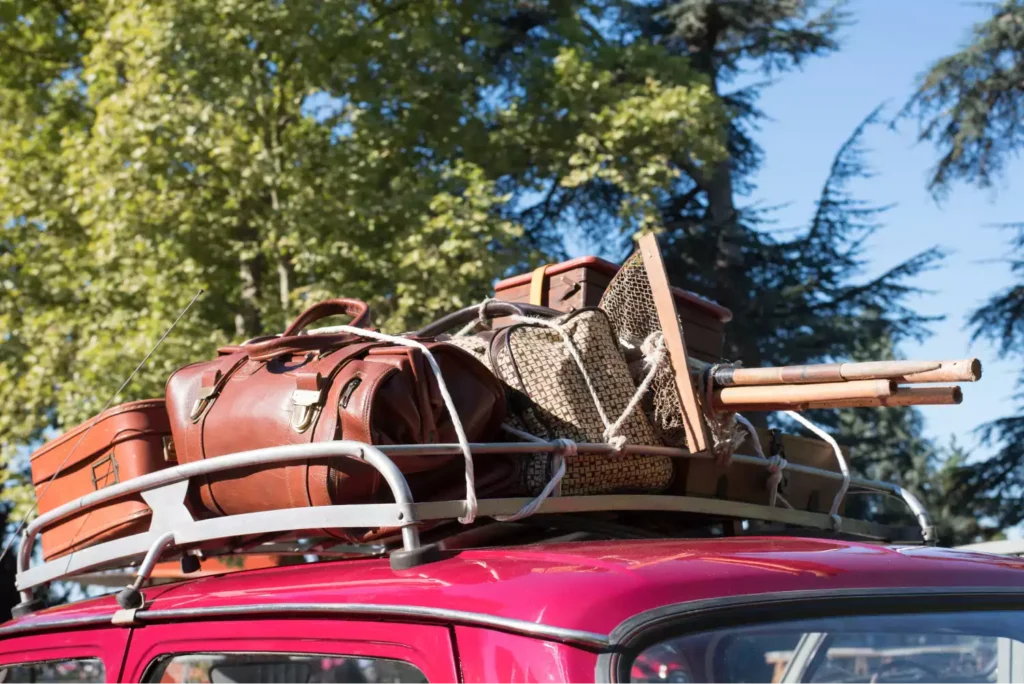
left=694, top=361, right=746, bottom=464
left=455, top=297, right=498, bottom=337
left=494, top=432, right=576, bottom=522
left=734, top=413, right=793, bottom=510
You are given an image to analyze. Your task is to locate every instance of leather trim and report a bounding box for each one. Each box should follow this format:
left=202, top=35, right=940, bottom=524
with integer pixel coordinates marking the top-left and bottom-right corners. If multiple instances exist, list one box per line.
left=529, top=265, right=549, bottom=306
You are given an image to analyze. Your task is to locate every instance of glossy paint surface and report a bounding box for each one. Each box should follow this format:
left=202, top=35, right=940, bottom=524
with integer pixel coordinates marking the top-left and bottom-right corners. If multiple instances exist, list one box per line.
left=8, top=538, right=1024, bottom=639
left=454, top=627, right=598, bottom=683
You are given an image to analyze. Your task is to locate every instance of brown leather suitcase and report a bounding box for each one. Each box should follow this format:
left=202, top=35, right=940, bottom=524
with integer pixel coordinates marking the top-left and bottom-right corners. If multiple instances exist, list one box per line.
left=165, top=298, right=506, bottom=538
left=30, top=400, right=173, bottom=561
left=494, top=256, right=733, bottom=361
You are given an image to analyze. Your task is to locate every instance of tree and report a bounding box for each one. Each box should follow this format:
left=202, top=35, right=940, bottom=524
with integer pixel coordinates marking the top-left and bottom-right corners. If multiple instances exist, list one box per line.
left=596, top=0, right=975, bottom=539
left=0, top=0, right=723, bottom=535
left=901, top=0, right=1024, bottom=533
left=901, top=0, right=1024, bottom=195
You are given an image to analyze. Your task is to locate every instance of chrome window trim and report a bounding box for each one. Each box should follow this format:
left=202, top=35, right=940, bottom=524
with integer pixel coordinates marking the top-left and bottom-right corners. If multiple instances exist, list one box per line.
left=0, top=602, right=610, bottom=649
left=595, top=585, right=1024, bottom=683
left=134, top=603, right=610, bottom=649
left=0, top=614, right=112, bottom=639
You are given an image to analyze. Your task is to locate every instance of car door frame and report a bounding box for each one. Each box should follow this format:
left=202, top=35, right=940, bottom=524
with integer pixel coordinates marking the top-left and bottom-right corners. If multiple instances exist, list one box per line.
left=0, top=625, right=132, bottom=681
left=120, top=615, right=459, bottom=682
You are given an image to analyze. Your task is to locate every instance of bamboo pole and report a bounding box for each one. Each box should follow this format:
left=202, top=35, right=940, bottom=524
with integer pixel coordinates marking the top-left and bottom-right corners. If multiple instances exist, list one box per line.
left=713, top=379, right=894, bottom=410
left=893, top=358, right=981, bottom=384
left=709, top=360, right=941, bottom=387
left=718, top=385, right=963, bottom=412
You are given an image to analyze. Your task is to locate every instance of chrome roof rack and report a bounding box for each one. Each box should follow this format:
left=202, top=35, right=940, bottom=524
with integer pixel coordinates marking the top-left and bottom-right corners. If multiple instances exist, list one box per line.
left=12, top=438, right=935, bottom=618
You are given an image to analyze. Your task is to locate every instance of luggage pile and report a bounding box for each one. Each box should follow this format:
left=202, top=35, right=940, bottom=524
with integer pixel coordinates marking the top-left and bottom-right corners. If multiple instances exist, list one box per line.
left=25, top=235, right=980, bottom=579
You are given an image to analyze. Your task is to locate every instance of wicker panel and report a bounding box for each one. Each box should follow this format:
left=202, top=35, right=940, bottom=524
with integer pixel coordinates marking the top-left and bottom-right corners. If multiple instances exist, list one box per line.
left=599, top=252, right=691, bottom=449
left=493, top=309, right=673, bottom=495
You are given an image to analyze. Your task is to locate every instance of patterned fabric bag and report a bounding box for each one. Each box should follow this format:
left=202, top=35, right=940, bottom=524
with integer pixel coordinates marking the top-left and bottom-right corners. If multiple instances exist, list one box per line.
left=425, top=304, right=674, bottom=496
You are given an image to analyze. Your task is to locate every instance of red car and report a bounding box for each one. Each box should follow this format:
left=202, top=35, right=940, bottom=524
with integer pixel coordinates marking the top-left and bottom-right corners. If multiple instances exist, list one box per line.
left=3, top=537, right=1024, bottom=683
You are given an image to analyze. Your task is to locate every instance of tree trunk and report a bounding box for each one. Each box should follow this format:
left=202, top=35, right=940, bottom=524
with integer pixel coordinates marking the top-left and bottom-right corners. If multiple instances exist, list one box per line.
left=235, top=250, right=263, bottom=338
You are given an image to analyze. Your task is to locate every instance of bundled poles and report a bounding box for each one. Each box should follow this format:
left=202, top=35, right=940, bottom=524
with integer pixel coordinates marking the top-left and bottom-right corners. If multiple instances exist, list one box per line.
left=703, top=358, right=980, bottom=412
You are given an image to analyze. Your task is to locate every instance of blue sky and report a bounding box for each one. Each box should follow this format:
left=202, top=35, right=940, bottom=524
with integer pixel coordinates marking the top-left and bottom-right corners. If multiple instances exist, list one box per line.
left=747, top=0, right=1024, bottom=452
left=572, top=1, right=1024, bottom=452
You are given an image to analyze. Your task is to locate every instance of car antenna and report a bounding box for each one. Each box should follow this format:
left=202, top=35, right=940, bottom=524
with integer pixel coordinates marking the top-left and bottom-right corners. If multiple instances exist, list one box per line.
left=0, top=289, right=205, bottom=566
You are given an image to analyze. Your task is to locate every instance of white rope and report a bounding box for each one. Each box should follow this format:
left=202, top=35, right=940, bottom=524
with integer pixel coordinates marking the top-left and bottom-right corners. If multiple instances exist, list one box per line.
left=455, top=297, right=497, bottom=337
left=507, top=314, right=618, bottom=441
left=507, top=314, right=665, bottom=451
left=603, top=332, right=667, bottom=448
left=735, top=413, right=793, bottom=510
left=495, top=438, right=576, bottom=522
left=784, top=410, right=850, bottom=529
left=766, top=455, right=788, bottom=509
left=734, top=413, right=764, bottom=458
left=308, top=324, right=478, bottom=524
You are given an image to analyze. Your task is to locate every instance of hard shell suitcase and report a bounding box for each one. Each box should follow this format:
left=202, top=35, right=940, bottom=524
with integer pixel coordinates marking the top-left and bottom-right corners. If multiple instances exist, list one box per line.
left=29, top=399, right=173, bottom=561
left=494, top=256, right=732, bottom=362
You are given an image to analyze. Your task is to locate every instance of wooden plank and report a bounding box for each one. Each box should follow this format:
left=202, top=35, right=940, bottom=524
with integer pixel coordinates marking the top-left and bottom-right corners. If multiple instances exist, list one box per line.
left=638, top=233, right=709, bottom=453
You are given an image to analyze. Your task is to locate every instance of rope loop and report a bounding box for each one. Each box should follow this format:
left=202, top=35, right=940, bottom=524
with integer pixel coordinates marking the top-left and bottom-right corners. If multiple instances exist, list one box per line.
left=455, top=297, right=497, bottom=337
left=784, top=410, right=851, bottom=521
left=494, top=437, right=575, bottom=522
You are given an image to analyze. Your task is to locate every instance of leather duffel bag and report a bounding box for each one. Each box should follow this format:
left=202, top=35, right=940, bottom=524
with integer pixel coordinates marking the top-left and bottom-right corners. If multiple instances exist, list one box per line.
left=165, top=298, right=506, bottom=520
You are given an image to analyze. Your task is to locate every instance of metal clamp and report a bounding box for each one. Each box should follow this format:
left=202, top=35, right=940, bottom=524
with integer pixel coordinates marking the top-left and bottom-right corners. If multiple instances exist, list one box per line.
left=291, top=388, right=325, bottom=432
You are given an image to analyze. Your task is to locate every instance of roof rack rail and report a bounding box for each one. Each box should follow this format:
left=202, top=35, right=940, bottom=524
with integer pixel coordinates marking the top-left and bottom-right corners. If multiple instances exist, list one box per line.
left=12, top=438, right=935, bottom=618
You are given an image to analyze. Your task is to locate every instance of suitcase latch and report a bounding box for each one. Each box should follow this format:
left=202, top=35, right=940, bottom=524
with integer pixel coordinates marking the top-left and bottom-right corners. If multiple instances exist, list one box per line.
left=190, top=369, right=225, bottom=423
left=91, top=452, right=119, bottom=491
left=291, top=373, right=325, bottom=433
left=189, top=385, right=218, bottom=422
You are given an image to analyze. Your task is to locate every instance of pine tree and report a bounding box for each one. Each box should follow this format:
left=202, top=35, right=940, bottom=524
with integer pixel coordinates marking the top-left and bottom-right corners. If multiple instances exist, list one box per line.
left=901, top=0, right=1024, bottom=195
left=608, top=0, right=976, bottom=539
left=901, top=0, right=1024, bottom=533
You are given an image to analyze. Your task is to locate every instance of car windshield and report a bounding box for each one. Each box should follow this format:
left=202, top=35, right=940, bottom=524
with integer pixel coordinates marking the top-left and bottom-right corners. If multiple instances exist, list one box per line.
left=629, top=610, right=1024, bottom=683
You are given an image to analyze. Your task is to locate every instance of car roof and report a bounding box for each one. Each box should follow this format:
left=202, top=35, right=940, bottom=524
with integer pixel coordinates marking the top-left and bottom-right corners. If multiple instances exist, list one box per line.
left=6, top=537, right=1024, bottom=640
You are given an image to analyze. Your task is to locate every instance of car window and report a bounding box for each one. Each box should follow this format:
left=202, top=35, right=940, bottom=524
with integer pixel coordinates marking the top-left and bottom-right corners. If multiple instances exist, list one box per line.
left=0, top=658, right=105, bottom=683
left=628, top=610, right=1024, bottom=683
left=143, top=652, right=428, bottom=683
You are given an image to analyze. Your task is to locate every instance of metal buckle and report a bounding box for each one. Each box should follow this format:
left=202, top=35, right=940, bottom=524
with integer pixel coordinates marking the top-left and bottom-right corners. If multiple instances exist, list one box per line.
left=162, top=436, right=177, bottom=463
left=91, top=452, right=119, bottom=491
left=291, top=388, right=325, bottom=432
left=189, top=386, right=217, bottom=423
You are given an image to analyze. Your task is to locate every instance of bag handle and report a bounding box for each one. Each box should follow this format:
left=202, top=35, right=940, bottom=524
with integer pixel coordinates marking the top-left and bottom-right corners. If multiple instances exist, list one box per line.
left=283, top=298, right=372, bottom=335
left=413, top=301, right=559, bottom=337
left=219, top=298, right=373, bottom=361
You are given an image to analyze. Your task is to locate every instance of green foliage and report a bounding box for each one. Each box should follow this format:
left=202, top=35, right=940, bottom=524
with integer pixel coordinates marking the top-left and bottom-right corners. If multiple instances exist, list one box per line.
left=959, top=225, right=1024, bottom=531
left=902, top=0, right=1024, bottom=194
left=0, top=0, right=724, bottom=515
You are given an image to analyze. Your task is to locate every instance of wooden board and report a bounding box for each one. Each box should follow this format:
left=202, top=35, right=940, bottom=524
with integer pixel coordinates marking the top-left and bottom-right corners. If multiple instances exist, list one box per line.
left=638, top=233, right=710, bottom=453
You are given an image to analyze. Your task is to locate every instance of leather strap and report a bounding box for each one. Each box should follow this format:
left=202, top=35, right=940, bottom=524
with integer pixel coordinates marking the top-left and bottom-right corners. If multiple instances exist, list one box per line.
left=215, top=298, right=371, bottom=360
left=529, top=265, right=549, bottom=306
left=283, top=298, right=372, bottom=335
left=242, top=332, right=362, bottom=362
